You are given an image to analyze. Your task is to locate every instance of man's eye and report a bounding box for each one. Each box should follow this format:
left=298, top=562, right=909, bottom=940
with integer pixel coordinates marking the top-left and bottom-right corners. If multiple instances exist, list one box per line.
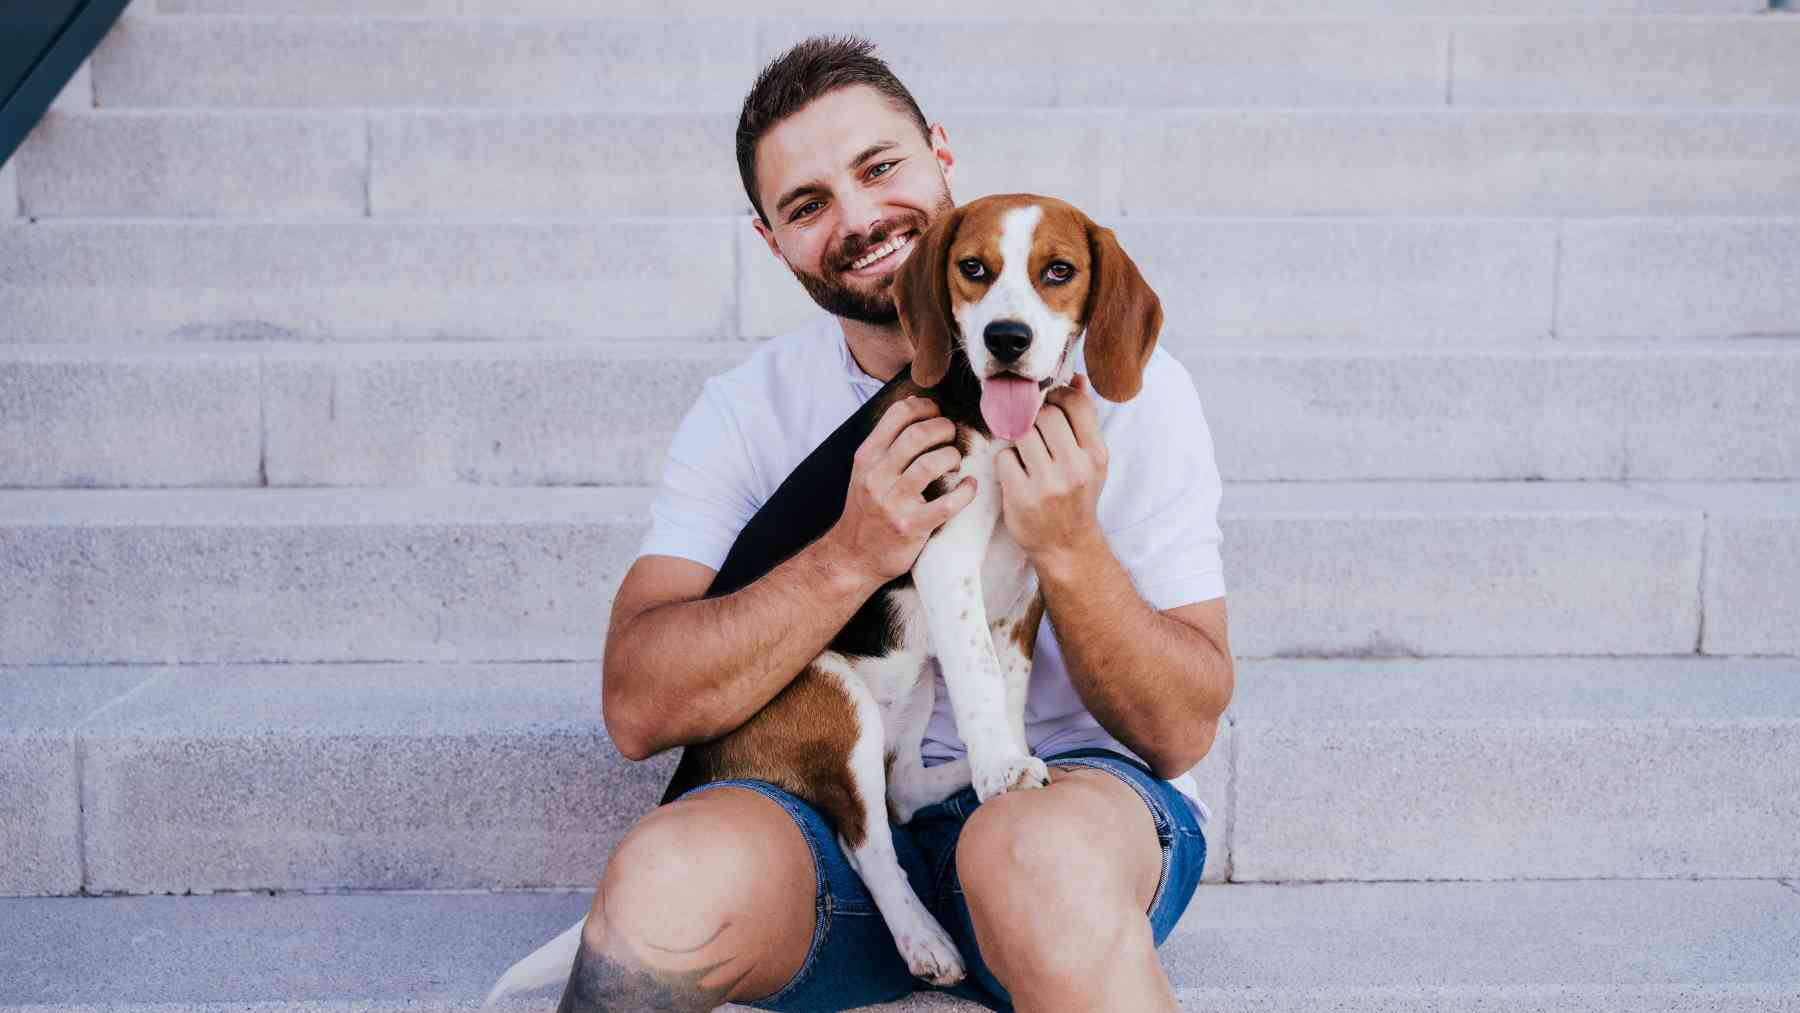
left=870, top=160, right=896, bottom=178
left=791, top=201, right=820, bottom=221
left=959, top=259, right=986, bottom=280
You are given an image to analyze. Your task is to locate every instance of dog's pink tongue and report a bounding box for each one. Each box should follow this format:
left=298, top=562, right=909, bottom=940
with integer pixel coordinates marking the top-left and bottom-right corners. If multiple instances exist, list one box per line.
left=981, top=375, right=1043, bottom=441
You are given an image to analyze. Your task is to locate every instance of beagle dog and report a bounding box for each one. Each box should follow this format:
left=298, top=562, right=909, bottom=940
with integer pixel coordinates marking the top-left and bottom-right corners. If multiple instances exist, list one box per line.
left=484, top=193, right=1161, bottom=1002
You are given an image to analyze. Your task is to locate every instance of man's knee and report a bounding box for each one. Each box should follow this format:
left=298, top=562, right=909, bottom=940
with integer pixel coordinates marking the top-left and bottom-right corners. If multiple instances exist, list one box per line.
left=593, top=793, right=780, bottom=951
left=956, top=796, right=1112, bottom=914
left=570, top=787, right=817, bottom=1005
left=953, top=787, right=1149, bottom=975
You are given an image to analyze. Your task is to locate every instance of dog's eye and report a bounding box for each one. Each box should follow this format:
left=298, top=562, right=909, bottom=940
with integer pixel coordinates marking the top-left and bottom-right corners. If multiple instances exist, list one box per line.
left=958, top=259, right=986, bottom=280
left=1045, top=262, right=1074, bottom=284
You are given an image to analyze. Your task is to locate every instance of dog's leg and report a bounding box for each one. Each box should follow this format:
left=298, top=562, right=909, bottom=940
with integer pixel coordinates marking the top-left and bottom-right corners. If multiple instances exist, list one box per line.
left=890, top=754, right=970, bottom=825
left=913, top=511, right=1049, bottom=804
left=814, top=657, right=965, bottom=985
left=886, top=669, right=972, bottom=823
left=994, top=582, right=1043, bottom=758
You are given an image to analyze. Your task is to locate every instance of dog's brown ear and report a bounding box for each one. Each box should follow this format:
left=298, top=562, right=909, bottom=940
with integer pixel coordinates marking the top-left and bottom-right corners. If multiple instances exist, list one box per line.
left=1081, top=220, right=1162, bottom=402
left=894, top=205, right=965, bottom=389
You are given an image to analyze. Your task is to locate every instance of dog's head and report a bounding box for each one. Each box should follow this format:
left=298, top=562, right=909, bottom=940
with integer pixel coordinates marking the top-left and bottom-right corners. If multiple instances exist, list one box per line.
left=892, top=193, right=1162, bottom=441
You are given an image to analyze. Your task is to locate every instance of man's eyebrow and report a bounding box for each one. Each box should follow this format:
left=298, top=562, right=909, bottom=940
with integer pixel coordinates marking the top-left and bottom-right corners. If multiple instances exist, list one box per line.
left=773, top=140, right=902, bottom=216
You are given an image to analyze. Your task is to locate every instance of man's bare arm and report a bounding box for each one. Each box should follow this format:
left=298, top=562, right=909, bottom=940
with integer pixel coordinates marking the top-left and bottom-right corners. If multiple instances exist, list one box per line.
left=603, top=536, right=881, bottom=760
left=604, top=396, right=978, bottom=761
left=1034, top=526, right=1232, bottom=778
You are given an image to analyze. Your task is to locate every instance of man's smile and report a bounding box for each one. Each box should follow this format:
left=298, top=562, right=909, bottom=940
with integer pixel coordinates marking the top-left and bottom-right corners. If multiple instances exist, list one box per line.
left=843, top=230, right=917, bottom=277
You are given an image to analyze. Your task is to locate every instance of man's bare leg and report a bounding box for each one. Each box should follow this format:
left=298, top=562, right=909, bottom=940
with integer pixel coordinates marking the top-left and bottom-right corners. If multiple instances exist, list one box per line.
left=954, top=765, right=1179, bottom=1012
left=557, top=786, right=819, bottom=1011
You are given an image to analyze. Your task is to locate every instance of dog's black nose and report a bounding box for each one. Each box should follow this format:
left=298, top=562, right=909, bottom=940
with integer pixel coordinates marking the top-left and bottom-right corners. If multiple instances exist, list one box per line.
left=984, top=320, right=1033, bottom=364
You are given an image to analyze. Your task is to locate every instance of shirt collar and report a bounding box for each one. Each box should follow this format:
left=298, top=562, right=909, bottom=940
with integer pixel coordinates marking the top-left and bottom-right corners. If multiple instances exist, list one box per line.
left=832, top=315, right=890, bottom=392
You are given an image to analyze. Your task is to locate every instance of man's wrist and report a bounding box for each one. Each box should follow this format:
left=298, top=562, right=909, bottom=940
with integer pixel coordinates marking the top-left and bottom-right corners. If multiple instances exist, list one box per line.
left=813, top=527, right=887, bottom=599
left=1031, top=523, right=1110, bottom=583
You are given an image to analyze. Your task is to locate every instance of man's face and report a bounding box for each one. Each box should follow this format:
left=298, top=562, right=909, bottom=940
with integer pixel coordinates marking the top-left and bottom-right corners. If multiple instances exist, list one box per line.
left=751, top=84, right=955, bottom=327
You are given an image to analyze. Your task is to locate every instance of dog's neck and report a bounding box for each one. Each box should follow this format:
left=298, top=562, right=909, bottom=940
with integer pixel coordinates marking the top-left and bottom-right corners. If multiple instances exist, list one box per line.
left=915, top=346, right=987, bottom=436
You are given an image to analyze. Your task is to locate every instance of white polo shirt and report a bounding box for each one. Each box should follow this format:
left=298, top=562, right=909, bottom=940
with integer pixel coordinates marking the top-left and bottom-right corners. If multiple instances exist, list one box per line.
left=637, top=312, right=1227, bottom=826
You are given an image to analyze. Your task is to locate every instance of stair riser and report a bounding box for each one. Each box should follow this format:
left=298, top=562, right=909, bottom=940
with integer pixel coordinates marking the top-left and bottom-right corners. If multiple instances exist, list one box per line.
left=5, top=344, right=1798, bottom=488
left=90, top=18, right=1800, bottom=111
left=17, top=110, right=1800, bottom=218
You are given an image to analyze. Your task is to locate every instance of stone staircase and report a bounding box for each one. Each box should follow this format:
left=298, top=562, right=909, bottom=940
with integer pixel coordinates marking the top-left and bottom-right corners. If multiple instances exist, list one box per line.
left=3, top=1, right=1798, bottom=1009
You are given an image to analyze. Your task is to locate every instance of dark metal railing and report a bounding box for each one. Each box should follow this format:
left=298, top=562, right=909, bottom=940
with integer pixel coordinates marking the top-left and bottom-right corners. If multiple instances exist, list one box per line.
left=1, top=0, right=130, bottom=169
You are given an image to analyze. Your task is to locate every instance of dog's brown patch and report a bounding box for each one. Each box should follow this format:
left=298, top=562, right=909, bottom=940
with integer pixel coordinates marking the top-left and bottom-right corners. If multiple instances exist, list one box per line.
left=1078, top=221, right=1161, bottom=402
left=659, top=664, right=870, bottom=847
left=1010, top=590, right=1046, bottom=658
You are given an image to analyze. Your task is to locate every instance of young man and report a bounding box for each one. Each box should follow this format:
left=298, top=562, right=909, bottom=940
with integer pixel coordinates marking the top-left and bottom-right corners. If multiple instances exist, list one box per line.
left=560, top=35, right=1233, bottom=1012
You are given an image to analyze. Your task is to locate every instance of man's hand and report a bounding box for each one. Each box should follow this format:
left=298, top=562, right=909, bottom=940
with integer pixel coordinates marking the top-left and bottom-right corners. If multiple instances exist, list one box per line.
left=829, top=396, right=978, bottom=585
left=996, top=372, right=1108, bottom=565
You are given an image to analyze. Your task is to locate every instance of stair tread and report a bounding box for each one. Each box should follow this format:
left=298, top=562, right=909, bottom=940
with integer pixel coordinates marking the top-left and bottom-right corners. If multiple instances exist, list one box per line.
left=7, top=658, right=1792, bottom=737
left=0, top=479, right=1793, bottom=525
left=3, top=880, right=1797, bottom=1009
left=7, top=656, right=1798, bottom=737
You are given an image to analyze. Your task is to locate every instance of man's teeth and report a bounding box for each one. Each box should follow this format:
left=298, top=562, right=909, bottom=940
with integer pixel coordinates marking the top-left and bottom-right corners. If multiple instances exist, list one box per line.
left=850, top=233, right=913, bottom=271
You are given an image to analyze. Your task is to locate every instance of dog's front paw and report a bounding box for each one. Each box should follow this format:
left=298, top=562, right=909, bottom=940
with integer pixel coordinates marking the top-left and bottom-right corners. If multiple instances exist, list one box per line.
left=972, top=754, right=1049, bottom=802
left=890, top=795, right=925, bottom=826
left=896, top=915, right=966, bottom=985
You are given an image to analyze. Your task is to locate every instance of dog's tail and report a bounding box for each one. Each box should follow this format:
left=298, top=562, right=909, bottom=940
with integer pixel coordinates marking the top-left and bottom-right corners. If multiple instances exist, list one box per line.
left=482, top=914, right=587, bottom=1008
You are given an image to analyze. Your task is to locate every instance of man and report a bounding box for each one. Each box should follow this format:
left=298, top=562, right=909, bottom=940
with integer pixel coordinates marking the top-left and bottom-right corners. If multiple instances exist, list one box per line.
left=559, top=34, right=1233, bottom=1012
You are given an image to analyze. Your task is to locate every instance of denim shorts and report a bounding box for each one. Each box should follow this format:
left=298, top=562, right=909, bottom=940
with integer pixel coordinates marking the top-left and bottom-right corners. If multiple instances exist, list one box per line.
left=671, top=746, right=1208, bottom=1012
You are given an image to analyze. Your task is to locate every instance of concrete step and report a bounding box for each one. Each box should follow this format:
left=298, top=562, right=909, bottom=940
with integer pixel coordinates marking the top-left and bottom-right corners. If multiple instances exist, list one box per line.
left=3, top=338, right=1799, bottom=489
left=87, top=15, right=1800, bottom=112
left=4, top=880, right=1799, bottom=1010
left=14, top=107, right=1800, bottom=219
left=3, top=657, right=1796, bottom=895
left=4, top=217, right=1797, bottom=342
left=1, top=480, right=1795, bottom=661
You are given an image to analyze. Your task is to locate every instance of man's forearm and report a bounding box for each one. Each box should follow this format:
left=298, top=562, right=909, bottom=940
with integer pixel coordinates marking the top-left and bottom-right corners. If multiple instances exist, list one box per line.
left=605, top=533, right=885, bottom=760
left=1033, top=527, right=1233, bottom=779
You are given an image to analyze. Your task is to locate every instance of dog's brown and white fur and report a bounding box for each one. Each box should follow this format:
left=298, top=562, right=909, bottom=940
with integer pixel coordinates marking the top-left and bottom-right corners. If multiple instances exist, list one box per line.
left=484, top=193, right=1161, bottom=1003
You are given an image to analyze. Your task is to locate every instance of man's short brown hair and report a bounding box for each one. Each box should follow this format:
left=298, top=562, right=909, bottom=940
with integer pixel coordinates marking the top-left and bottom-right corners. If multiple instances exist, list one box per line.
left=737, top=34, right=932, bottom=227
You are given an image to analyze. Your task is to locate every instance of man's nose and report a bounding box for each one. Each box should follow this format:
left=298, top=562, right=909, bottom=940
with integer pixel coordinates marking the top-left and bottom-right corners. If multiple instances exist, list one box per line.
left=837, top=193, right=887, bottom=251
left=984, top=320, right=1033, bottom=364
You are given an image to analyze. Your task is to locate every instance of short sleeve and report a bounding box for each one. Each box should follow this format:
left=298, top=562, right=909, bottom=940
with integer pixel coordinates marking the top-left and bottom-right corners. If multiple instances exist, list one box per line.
left=1096, top=353, right=1228, bottom=610
left=635, top=379, right=762, bottom=571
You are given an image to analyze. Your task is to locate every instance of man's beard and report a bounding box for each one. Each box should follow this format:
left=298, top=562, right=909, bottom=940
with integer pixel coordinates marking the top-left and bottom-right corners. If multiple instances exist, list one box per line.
left=785, top=185, right=955, bottom=326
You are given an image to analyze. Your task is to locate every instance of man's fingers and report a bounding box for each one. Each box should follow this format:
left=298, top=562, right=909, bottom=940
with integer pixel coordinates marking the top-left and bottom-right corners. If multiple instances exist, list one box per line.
left=896, top=444, right=963, bottom=500
left=995, top=446, right=1021, bottom=488
left=1036, top=404, right=1079, bottom=460
left=1049, top=372, right=1102, bottom=449
left=930, top=475, right=978, bottom=521
left=863, top=396, right=939, bottom=469
left=889, top=416, right=958, bottom=482
left=1014, top=425, right=1052, bottom=477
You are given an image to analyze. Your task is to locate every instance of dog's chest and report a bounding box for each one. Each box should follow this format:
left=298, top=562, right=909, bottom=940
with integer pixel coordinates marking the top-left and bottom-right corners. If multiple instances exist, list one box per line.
left=849, top=433, right=1036, bottom=706
left=882, top=431, right=1029, bottom=654
left=954, top=432, right=1036, bottom=619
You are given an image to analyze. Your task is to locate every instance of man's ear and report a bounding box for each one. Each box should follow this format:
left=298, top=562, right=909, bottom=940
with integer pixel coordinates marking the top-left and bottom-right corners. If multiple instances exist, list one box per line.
left=1080, top=219, right=1162, bottom=402
left=894, top=205, right=965, bottom=389
left=930, top=124, right=957, bottom=188
left=751, top=214, right=782, bottom=259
